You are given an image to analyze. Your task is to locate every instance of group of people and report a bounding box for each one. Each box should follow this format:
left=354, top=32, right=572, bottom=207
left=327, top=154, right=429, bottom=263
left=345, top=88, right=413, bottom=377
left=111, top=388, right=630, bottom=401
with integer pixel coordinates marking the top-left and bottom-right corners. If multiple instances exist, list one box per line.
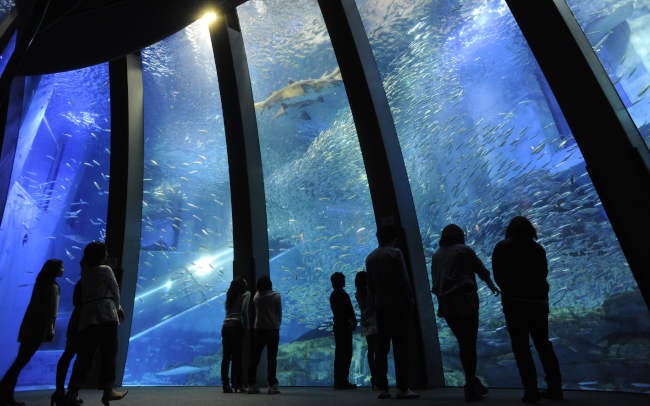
left=329, top=216, right=563, bottom=404
left=219, top=275, right=283, bottom=395
left=0, top=242, right=128, bottom=406
left=1, top=215, right=562, bottom=405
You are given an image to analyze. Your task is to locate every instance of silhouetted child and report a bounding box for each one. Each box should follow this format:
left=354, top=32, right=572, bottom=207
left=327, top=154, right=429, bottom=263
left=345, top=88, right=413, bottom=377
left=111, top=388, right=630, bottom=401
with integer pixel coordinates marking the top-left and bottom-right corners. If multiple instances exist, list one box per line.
left=492, top=216, right=563, bottom=404
left=354, top=271, right=377, bottom=389
left=330, top=272, right=357, bottom=389
left=431, top=224, right=499, bottom=402
left=247, top=275, right=282, bottom=395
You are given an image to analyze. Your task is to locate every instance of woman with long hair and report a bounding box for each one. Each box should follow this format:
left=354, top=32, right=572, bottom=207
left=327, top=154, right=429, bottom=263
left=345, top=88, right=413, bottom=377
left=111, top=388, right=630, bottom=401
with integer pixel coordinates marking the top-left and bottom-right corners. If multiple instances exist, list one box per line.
left=0, top=259, right=64, bottom=406
left=220, top=277, right=250, bottom=393
left=492, top=216, right=562, bottom=403
left=430, top=224, right=499, bottom=402
left=65, top=242, right=127, bottom=406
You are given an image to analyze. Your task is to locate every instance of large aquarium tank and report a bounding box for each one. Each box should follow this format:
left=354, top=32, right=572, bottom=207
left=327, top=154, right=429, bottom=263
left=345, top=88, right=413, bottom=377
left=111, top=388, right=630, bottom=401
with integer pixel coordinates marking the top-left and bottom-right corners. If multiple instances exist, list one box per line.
left=122, top=18, right=233, bottom=386
left=0, top=64, right=111, bottom=388
left=0, top=0, right=648, bottom=394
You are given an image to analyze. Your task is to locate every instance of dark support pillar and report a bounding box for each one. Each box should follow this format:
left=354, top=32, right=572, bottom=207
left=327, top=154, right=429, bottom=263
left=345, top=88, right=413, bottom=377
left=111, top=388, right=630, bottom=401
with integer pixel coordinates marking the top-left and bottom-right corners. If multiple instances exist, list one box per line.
left=318, top=0, right=444, bottom=388
left=107, top=54, right=145, bottom=384
left=209, top=8, right=269, bottom=290
left=0, top=8, right=17, bottom=151
left=0, top=76, right=24, bottom=223
left=505, top=0, right=650, bottom=309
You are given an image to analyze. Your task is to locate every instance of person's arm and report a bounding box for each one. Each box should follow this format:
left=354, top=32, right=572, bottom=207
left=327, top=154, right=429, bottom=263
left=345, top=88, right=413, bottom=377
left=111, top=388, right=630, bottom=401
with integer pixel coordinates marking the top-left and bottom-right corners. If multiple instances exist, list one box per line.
left=397, top=249, right=414, bottom=304
left=241, top=292, right=250, bottom=328
left=276, top=293, right=282, bottom=326
left=107, top=266, right=124, bottom=321
left=491, top=244, right=506, bottom=293
left=47, top=284, right=60, bottom=340
left=471, top=250, right=500, bottom=296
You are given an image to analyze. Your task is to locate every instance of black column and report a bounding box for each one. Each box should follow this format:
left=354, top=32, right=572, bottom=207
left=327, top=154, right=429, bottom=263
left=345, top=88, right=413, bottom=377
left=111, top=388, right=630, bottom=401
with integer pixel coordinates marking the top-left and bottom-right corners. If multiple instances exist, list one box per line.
left=505, top=0, right=650, bottom=309
left=0, top=8, right=17, bottom=151
left=317, top=0, right=444, bottom=388
left=107, top=54, right=145, bottom=384
left=209, top=8, right=269, bottom=290
left=0, top=76, right=24, bottom=223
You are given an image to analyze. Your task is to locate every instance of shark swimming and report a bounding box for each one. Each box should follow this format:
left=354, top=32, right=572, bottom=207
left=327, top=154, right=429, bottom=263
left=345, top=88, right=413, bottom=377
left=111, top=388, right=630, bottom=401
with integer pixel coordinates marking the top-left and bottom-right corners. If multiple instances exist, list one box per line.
left=254, top=67, right=343, bottom=119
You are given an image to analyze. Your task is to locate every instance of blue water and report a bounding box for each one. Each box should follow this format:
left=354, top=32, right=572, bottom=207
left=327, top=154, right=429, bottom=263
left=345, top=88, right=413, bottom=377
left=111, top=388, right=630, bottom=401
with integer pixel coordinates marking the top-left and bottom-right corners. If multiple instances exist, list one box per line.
left=0, top=0, right=647, bottom=394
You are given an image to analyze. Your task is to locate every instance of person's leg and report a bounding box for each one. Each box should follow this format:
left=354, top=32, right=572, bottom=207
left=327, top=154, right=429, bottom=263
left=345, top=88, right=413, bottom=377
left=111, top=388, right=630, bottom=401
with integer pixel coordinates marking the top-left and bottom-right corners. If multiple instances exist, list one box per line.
left=0, top=341, right=40, bottom=402
left=504, top=306, right=538, bottom=402
left=529, top=306, right=562, bottom=399
left=342, top=329, right=353, bottom=386
left=365, top=334, right=377, bottom=388
left=221, top=325, right=234, bottom=391
left=247, top=330, right=265, bottom=392
left=231, top=325, right=244, bottom=390
left=391, top=313, right=410, bottom=393
left=333, top=327, right=345, bottom=385
left=67, top=326, right=100, bottom=402
left=266, top=329, right=280, bottom=390
left=55, top=345, right=76, bottom=394
left=98, top=322, right=127, bottom=404
left=374, top=312, right=391, bottom=396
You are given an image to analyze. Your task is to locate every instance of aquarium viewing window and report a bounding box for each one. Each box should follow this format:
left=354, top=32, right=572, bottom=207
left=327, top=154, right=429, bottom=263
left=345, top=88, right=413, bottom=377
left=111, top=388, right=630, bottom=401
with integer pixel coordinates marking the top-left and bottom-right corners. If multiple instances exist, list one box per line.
left=0, top=0, right=647, bottom=394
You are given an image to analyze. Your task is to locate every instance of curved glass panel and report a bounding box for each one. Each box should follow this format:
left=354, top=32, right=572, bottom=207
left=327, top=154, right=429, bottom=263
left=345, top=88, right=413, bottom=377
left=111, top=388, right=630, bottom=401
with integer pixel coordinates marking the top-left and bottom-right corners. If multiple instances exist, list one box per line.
left=123, top=20, right=232, bottom=386
left=356, top=0, right=649, bottom=392
left=565, top=0, right=650, bottom=148
left=0, top=63, right=110, bottom=389
left=238, top=0, right=377, bottom=387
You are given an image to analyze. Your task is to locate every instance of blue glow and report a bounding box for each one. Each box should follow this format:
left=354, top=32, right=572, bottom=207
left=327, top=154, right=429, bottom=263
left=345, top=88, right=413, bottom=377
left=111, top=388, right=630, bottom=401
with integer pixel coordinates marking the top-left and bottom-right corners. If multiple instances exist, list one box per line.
left=0, top=63, right=111, bottom=389
left=566, top=0, right=650, bottom=148
left=123, top=19, right=233, bottom=386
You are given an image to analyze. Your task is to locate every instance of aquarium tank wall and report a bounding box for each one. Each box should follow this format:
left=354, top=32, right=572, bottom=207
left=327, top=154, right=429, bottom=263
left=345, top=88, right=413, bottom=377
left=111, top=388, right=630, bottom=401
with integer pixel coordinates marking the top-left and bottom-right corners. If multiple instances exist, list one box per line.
left=0, top=0, right=648, bottom=393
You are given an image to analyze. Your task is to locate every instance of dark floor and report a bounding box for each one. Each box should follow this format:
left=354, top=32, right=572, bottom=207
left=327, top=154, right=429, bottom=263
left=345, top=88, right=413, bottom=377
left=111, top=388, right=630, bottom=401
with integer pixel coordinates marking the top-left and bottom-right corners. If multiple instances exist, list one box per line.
left=14, top=387, right=650, bottom=406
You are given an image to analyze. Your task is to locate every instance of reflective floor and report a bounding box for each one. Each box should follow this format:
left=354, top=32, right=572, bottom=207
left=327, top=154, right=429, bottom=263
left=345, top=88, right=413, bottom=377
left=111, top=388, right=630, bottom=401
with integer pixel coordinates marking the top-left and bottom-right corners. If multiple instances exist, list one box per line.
left=13, top=387, right=650, bottom=406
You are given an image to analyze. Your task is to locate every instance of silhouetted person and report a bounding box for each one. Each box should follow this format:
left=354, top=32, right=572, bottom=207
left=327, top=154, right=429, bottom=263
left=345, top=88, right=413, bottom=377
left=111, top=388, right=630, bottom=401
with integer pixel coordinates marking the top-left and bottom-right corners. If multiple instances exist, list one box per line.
left=0, top=259, right=63, bottom=406
left=492, top=216, right=563, bottom=403
left=221, top=278, right=250, bottom=393
left=51, top=276, right=82, bottom=406
left=330, top=272, right=357, bottom=389
left=354, top=270, right=377, bottom=389
left=430, top=224, right=499, bottom=402
left=247, top=275, right=282, bottom=395
left=66, top=242, right=127, bottom=406
left=365, top=225, right=419, bottom=399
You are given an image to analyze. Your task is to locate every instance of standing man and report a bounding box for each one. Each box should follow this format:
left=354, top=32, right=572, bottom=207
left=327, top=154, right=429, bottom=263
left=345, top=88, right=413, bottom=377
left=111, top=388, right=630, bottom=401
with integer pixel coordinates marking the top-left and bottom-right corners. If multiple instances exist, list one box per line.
left=365, top=225, right=419, bottom=399
left=330, top=272, right=357, bottom=389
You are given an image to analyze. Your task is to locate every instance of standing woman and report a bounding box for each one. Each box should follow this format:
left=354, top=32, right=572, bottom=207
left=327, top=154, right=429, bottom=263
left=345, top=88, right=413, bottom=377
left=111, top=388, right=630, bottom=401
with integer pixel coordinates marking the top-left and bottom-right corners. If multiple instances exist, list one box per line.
left=220, top=278, right=250, bottom=393
left=0, top=259, right=64, bottom=406
left=65, top=242, right=127, bottom=406
left=354, top=271, right=377, bottom=389
left=430, top=224, right=499, bottom=402
left=492, top=216, right=562, bottom=403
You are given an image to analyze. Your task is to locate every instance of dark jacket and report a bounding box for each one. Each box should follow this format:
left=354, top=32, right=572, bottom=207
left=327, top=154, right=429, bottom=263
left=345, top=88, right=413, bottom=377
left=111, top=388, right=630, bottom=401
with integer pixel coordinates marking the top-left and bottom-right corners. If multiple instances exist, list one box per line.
left=365, top=246, right=413, bottom=311
left=492, top=238, right=549, bottom=304
left=18, top=279, right=60, bottom=343
left=330, top=288, right=357, bottom=330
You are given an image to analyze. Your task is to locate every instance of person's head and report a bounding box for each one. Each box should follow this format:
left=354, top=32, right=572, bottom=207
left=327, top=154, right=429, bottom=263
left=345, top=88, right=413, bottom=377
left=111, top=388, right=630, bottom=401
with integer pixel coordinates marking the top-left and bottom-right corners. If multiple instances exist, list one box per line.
left=36, top=259, right=64, bottom=283
left=376, top=224, right=398, bottom=246
left=330, top=272, right=345, bottom=289
left=439, top=224, right=465, bottom=247
left=226, top=277, right=247, bottom=308
left=82, top=241, right=107, bottom=267
left=256, top=275, right=272, bottom=293
left=354, top=270, right=367, bottom=291
left=505, top=216, right=537, bottom=240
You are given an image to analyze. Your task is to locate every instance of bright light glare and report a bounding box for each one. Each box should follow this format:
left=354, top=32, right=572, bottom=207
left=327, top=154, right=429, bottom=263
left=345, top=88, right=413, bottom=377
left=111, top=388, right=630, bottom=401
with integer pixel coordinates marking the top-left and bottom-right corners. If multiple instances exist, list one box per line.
left=188, top=248, right=233, bottom=277
left=200, top=11, right=219, bottom=25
